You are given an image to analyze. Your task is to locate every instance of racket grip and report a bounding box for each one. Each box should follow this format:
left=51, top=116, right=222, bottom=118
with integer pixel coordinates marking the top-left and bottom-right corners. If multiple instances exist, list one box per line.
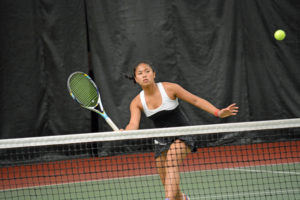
left=105, top=117, right=119, bottom=131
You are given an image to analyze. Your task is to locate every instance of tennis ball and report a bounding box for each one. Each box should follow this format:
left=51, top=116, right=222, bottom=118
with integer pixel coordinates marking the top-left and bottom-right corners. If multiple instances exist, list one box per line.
left=274, top=30, right=286, bottom=41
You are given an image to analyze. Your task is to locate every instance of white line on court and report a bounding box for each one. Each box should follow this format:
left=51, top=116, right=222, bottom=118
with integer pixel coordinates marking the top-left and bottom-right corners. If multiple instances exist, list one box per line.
left=191, top=189, right=300, bottom=199
left=227, top=168, right=300, bottom=175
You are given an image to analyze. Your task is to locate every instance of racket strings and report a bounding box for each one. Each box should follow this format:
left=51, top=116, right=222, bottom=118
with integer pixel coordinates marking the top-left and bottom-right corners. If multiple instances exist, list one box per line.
left=69, top=74, right=98, bottom=107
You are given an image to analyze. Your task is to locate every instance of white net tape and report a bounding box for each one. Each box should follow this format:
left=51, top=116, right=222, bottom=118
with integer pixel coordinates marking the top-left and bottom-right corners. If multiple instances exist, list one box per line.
left=1, top=118, right=300, bottom=149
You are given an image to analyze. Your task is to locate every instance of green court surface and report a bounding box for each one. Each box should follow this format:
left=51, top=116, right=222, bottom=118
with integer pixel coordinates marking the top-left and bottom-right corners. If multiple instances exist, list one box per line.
left=1, top=163, right=299, bottom=200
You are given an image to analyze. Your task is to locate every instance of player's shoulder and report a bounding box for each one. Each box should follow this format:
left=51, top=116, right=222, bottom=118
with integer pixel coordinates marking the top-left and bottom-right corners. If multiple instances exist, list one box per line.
left=130, top=94, right=142, bottom=109
left=160, top=82, right=183, bottom=98
left=161, top=82, right=181, bottom=90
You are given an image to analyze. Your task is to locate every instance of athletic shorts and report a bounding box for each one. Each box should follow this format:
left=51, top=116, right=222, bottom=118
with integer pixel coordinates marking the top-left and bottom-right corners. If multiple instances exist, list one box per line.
left=154, top=135, right=197, bottom=158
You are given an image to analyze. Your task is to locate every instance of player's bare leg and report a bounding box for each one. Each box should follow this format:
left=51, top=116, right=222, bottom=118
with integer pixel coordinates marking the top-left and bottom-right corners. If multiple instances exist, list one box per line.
left=156, top=140, right=191, bottom=200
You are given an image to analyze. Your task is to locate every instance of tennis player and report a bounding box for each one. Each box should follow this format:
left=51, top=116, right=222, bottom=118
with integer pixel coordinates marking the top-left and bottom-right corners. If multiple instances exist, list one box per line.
left=124, top=62, right=238, bottom=200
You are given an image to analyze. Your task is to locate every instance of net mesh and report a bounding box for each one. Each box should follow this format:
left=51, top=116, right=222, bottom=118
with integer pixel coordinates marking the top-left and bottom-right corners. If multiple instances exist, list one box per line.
left=1, top=118, right=300, bottom=200
left=68, top=73, right=98, bottom=107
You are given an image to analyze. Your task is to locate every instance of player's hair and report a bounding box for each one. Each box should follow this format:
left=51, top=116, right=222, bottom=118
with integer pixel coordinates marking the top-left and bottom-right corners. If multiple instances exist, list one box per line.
left=123, top=61, right=155, bottom=84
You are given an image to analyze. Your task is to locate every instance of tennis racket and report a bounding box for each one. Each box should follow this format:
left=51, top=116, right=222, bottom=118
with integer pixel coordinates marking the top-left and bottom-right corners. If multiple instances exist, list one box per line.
left=67, top=71, right=119, bottom=131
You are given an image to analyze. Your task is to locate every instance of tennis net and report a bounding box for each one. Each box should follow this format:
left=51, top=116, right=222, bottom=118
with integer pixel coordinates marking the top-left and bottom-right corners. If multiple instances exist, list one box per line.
left=0, top=118, right=300, bottom=200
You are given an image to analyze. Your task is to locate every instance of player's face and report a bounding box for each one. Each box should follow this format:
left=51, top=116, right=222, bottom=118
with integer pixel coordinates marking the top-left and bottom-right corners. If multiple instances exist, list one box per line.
left=134, top=63, right=156, bottom=86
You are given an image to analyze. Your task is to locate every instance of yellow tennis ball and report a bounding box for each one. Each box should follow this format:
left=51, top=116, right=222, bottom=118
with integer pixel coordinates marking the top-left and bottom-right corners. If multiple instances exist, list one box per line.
left=274, top=30, right=286, bottom=41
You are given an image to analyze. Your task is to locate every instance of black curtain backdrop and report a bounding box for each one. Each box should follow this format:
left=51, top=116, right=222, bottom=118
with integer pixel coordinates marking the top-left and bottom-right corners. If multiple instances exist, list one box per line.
left=0, top=0, right=90, bottom=138
left=0, top=0, right=299, bottom=139
left=86, top=0, right=300, bottom=131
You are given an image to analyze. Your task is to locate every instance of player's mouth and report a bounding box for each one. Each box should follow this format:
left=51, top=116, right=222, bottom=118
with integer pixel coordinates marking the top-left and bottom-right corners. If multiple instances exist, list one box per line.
left=143, top=79, right=148, bottom=82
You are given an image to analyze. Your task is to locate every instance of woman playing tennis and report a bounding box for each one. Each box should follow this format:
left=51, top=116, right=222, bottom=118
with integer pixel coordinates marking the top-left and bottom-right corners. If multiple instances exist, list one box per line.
left=124, top=62, right=238, bottom=200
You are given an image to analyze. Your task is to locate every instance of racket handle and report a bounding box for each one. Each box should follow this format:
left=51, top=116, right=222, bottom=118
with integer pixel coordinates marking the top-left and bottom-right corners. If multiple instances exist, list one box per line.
left=105, top=117, right=119, bottom=131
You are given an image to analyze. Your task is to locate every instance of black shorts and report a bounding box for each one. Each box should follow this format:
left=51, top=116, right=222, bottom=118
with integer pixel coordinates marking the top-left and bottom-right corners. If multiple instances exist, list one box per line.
left=149, top=106, right=197, bottom=158
left=154, top=135, right=197, bottom=158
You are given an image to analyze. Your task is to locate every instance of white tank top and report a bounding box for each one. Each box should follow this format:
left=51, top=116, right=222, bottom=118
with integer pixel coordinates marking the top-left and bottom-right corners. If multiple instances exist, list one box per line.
left=140, top=82, right=179, bottom=117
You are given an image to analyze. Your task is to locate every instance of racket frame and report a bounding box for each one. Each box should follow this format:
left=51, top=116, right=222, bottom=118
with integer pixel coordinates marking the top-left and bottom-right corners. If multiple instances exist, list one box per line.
left=67, top=72, right=119, bottom=131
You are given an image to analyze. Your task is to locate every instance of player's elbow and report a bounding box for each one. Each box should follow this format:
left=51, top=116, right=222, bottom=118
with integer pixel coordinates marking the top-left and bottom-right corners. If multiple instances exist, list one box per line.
left=191, top=97, right=201, bottom=107
left=192, top=97, right=208, bottom=110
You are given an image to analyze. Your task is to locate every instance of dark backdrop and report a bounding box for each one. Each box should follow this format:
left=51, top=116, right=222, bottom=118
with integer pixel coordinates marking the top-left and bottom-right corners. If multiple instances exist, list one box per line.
left=0, top=0, right=299, bottom=139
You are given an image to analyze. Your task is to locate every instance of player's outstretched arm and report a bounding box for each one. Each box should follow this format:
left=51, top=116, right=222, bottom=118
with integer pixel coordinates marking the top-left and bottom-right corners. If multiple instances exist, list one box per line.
left=168, top=82, right=238, bottom=118
left=125, top=96, right=142, bottom=130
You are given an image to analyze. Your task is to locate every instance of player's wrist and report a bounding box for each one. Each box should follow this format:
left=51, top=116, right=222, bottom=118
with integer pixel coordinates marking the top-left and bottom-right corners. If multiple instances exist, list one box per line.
left=214, top=109, right=220, bottom=117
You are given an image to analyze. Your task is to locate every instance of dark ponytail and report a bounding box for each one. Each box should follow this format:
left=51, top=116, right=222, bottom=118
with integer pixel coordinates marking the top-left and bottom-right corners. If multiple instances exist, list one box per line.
left=122, top=72, right=136, bottom=84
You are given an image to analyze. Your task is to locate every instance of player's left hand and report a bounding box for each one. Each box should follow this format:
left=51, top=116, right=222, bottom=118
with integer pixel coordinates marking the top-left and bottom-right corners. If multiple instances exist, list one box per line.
left=219, top=103, right=239, bottom=118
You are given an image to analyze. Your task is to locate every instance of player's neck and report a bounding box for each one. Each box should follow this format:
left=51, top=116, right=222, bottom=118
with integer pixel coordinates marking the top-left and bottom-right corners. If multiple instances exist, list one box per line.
left=142, top=82, right=158, bottom=96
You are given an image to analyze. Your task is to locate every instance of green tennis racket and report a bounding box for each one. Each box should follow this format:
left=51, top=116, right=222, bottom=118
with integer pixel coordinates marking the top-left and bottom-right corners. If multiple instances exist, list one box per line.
left=67, top=72, right=119, bottom=131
